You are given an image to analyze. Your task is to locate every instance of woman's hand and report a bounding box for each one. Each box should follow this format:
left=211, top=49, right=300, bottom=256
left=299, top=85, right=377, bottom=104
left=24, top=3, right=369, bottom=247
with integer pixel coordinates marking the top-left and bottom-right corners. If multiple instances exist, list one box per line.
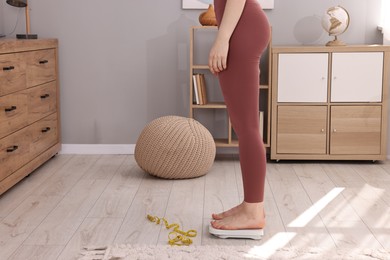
left=208, top=0, right=246, bottom=75
left=208, top=38, right=229, bottom=75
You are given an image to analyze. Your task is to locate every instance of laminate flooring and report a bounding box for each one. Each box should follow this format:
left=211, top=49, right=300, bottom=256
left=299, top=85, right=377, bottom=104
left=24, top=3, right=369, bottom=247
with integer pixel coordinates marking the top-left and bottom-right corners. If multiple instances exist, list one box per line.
left=0, top=155, right=389, bottom=259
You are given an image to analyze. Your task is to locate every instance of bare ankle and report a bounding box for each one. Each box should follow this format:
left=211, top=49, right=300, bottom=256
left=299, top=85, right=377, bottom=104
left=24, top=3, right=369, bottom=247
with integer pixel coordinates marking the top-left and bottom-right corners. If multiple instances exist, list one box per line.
left=242, top=201, right=265, bottom=218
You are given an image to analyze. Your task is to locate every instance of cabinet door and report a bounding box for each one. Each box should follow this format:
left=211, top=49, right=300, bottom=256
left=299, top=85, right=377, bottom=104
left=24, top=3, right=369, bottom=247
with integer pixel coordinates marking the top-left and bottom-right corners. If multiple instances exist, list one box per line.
left=277, top=106, right=327, bottom=154
left=331, top=52, right=383, bottom=102
left=330, top=106, right=381, bottom=154
left=277, top=53, right=328, bottom=102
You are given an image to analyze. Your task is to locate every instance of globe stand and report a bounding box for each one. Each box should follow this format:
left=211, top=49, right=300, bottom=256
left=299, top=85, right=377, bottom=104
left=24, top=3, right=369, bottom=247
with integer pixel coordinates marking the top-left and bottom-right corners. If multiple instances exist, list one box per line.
left=326, top=35, right=346, bottom=46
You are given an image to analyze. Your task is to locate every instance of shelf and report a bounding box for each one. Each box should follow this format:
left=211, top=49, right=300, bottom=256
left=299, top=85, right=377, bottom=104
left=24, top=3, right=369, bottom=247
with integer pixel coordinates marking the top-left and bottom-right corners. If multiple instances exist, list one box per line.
left=215, top=138, right=269, bottom=148
left=192, top=102, right=226, bottom=109
left=192, top=65, right=210, bottom=69
left=193, top=26, right=217, bottom=30
left=215, top=138, right=239, bottom=147
left=192, top=72, right=269, bottom=89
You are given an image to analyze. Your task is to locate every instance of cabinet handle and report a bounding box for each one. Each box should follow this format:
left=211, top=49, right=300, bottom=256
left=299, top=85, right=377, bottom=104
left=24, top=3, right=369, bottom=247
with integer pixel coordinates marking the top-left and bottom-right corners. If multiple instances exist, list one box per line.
left=40, top=94, right=50, bottom=99
left=5, top=106, right=17, bottom=112
left=321, top=129, right=325, bottom=132
left=333, top=129, right=337, bottom=133
left=39, top=60, right=48, bottom=64
left=3, top=66, right=15, bottom=71
left=41, top=127, right=51, bottom=133
left=6, top=145, right=18, bottom=153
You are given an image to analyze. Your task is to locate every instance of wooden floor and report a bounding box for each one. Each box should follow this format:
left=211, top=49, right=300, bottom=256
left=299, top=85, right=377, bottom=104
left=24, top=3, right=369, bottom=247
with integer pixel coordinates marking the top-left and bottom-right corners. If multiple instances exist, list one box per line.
left=0, top=154, right=389, bottom=259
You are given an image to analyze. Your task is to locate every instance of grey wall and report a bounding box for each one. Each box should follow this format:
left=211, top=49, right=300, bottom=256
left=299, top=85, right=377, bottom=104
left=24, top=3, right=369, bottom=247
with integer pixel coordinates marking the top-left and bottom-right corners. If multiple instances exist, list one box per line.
left=0, top=1, right=4, bottom=35
left=269, top=0, right=382, bottom=45
left=0, top=0, right=385, bottom=145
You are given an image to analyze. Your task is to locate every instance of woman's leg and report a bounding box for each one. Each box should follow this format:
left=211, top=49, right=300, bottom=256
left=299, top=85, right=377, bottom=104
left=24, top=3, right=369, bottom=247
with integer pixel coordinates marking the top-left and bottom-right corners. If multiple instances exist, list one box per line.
left=211, top=0, right=270, bottom=230
left=221, top=61, right=267, bottom=204
left=210, top=56, right=267, bottom=229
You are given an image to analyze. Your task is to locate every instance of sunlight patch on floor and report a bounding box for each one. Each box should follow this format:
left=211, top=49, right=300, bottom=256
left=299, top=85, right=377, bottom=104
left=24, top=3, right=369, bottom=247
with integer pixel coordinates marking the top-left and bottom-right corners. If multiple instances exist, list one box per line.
left=288, top=187, right=345, bottom=227
left=356, top=184, right=385, bottom=200
left=245, top=232, right=296, bottom=259
left=350, top=184, right=388, bottom=229
left=244, top=187, right=346, bottom=258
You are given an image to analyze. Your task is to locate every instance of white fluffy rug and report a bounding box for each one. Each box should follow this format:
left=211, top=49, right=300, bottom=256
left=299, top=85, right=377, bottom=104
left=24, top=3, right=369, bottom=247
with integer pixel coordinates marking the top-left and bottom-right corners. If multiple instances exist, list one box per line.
left=78, top=244, right=390, bottom=260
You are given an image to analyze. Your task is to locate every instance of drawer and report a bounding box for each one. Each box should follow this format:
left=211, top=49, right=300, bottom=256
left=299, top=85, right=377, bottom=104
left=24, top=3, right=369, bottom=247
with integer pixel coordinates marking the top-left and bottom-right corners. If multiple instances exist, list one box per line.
left=0, top=92, right=28, bottom=139
left=0, top=53, right=27, bottom=96
left=29, top=113, right=58, bottom=158
left=0, top=127, right=31, bottom=182
left=28, top=81, right=57, bottom=124
left=26, top=49, right=56, bottom=88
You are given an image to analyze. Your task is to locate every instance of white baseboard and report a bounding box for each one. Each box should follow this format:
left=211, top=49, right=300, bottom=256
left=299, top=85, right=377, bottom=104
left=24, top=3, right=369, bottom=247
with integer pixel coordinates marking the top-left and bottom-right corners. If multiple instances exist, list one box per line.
left=60, top=144, right=135, bottom=154
left=59, top=144, right=388, bottom=160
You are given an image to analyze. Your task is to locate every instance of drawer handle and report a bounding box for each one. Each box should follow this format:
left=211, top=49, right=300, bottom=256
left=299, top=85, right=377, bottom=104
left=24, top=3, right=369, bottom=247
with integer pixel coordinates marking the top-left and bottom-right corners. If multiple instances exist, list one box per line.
left=40, top=94, right=50, bottom=99
left=6, top=145, right=18, bottom=153
left=39, top=60, right=48, bottom=64
left=3, top=66, right=15, bottom=71
left=41, top=127, right=51, bottom=133
left=5, top=106, right=17, bottom=112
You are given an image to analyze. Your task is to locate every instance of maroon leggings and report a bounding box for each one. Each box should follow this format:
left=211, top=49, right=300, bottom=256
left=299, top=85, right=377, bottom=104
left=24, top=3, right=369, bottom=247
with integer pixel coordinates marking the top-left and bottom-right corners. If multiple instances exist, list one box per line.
left=214, top=0, right=270, bottom=203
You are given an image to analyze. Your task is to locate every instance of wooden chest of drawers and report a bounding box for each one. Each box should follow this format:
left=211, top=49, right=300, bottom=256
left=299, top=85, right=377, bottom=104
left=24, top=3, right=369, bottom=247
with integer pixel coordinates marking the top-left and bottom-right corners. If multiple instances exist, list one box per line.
left=0, top=39, right=61, bottom=195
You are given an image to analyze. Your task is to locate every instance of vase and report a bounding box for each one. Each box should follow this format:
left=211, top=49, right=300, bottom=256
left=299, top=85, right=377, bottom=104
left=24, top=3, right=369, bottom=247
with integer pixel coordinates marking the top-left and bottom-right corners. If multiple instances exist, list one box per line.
left=199, top=4, right=217, bottom=26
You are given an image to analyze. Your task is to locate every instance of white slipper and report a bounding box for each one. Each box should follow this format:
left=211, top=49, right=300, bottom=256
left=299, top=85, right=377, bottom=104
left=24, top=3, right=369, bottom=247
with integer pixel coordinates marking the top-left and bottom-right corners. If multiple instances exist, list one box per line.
left=209, top=225, right=264, bottom=240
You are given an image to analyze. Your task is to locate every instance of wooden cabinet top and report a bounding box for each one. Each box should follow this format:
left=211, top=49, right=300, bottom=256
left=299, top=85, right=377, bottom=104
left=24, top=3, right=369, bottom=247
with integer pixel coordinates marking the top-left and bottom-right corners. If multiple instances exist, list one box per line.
left=272, top=45, right=390, bottom=53
left=0, top=39, right=58, bottom=54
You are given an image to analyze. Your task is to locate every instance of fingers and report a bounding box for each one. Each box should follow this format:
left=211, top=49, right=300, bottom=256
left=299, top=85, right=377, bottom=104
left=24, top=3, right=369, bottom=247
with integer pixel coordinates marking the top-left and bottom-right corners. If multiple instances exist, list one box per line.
left=208, top=39, right=229, bottom=75
left=208, top=54, right=227, bottom=75
left=208, top=54, right=217, bottom=74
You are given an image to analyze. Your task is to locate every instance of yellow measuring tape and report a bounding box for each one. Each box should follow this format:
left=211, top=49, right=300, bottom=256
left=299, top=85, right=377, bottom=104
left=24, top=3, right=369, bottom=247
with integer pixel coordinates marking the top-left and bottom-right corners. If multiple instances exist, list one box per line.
left=147, top=214, right=197, bottom=246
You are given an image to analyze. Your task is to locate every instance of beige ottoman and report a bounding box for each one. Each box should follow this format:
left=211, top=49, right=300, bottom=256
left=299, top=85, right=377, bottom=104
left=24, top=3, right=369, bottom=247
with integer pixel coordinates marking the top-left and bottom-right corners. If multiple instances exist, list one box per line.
left=135, top=116, right=216, bottom=179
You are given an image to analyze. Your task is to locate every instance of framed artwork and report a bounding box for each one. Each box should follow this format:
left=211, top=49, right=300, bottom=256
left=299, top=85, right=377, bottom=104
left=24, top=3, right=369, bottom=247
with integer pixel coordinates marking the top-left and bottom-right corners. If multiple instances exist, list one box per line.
left=182, top=0, right=274, bottom=9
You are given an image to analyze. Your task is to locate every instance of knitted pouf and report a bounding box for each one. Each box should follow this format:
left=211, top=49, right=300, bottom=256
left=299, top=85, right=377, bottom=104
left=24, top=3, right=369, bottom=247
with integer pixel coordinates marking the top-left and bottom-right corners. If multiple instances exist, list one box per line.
left=135, top=116, right=216, bottom=179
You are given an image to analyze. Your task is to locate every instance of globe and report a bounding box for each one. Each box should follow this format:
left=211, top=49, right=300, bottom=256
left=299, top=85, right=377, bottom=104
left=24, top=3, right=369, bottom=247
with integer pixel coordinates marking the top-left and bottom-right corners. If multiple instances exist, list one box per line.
left=321, top=6, right=350, bottom=46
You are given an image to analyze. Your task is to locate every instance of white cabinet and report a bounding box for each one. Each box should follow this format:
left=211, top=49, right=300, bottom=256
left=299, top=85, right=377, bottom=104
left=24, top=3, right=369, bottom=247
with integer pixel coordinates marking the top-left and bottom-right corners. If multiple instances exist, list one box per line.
left=331, top=52, right=383, bottom=102
left=278, top=52, right=384, bottom=103
left=277, top=53, right=328, bottom=102
left=271, top=45, right=390, bottom=161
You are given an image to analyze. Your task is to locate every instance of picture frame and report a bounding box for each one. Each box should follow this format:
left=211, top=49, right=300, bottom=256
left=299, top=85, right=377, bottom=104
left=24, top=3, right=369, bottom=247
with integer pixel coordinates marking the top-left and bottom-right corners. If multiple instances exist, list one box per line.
left=182, top=0, right=274, bottom=10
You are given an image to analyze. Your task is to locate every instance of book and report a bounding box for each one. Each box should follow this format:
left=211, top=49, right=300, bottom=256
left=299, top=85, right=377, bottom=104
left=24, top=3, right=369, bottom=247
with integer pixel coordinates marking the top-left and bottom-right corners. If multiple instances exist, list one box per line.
left=259, top=111, right=264, bottom=138
left=199, top=74, right=208, bottom=104
left=193, top=74, right=200, bottom=104
left=195, top=74, right=203, bottom=104
left=193, top=73, right=208, bottom=105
